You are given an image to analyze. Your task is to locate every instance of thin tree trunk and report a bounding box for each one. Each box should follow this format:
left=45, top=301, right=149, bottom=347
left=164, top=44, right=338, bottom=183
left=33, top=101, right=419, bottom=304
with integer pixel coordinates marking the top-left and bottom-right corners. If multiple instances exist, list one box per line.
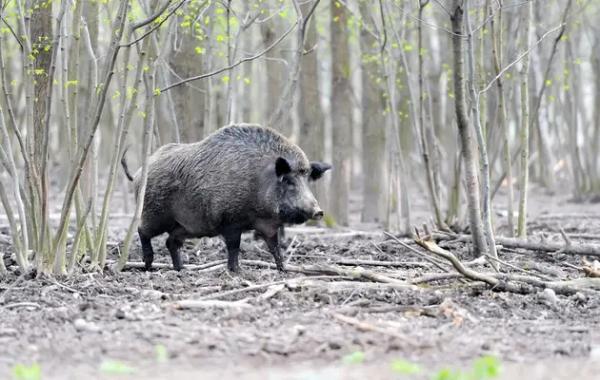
left=329, top=1, right=352, bottom=226
left=450, top=0, right=486, bottom=257
left=530, top=0, right=572, bottom=189
left=417, top=0, right=443, bottom=228
left=359, top=1, right=387, bottom=223
left=490, top=0, right=514, bottom=236
left=169, top=18, right=205, bottom=141
left=298, top=0, right=327, bottom=209
left=466, top=0, right=498, bottom=270
left=517, top=1, right=532, bottom=238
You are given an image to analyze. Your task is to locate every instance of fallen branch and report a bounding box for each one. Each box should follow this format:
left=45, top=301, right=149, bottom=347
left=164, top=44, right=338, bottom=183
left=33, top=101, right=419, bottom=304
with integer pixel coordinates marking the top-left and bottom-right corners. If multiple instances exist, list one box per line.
left=332, top=259, right=432, bottom=268
left=2, top=302, right=41, bottom=309
left=383, top=231, right=451, bottom=272
left=114, top=260, right=227, bottom=271
left=415, top=237, right=529, bottom=294
left=415, top=235, right=600, bottom=295
left=171, top=299, right=253, bottom=310
left=433, top=232, right=600, bottom=258
left=410, top=273, right=465, bottom=284
left=238, top=259, right=417, bottom=288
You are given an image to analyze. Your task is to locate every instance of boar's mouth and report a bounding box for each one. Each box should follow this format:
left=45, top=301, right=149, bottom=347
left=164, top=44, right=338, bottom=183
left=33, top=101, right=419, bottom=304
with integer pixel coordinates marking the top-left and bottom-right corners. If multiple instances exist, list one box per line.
left=279, top=208, right=311, bottom=225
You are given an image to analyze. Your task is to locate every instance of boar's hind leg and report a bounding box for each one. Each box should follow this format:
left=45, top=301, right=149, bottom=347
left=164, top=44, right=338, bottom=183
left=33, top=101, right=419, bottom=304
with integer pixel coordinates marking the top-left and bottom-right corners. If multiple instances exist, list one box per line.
left=138, top=230, right=155, bottom=271
left=166, top=229, right=186, bottom=271
left=223, top=230, right=242, bottom=273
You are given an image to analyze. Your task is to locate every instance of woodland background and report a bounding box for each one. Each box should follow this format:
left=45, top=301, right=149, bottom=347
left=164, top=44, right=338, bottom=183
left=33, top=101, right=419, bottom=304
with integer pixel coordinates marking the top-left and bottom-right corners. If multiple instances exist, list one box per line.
left=0, top=0, right=599, bottom=274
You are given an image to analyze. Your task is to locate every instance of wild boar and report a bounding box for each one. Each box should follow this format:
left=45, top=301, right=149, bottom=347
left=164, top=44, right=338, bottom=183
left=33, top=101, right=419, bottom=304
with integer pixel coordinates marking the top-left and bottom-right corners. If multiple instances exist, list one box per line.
left=121, top=123, right=331, bottom=272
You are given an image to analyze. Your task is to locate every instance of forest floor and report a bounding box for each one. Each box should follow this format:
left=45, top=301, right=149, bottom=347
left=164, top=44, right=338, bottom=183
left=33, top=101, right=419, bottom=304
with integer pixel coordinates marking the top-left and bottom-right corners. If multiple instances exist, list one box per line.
left=1, top=185, right=600, bottom=379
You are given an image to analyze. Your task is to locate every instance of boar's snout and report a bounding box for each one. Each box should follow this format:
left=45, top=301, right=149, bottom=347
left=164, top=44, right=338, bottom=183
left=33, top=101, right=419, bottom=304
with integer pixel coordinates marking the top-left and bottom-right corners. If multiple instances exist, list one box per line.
left=312, top=208, right=324, bottom=220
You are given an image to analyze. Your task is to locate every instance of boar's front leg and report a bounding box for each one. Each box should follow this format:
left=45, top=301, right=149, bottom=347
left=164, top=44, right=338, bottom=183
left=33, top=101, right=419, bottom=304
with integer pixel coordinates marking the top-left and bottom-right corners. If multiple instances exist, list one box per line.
left=223, top=230, right=242, bottom=273
left=166, top=227, right=186, bottom=271
left=264, top=230, right=285, bottom=272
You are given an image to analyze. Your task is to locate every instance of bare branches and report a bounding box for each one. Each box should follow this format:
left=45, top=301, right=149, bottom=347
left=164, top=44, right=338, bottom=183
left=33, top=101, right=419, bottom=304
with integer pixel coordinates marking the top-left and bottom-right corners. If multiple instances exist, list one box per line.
left=268, top=0, right=321, bottom=128
left=122, top=0, right=203, bottom=48
left=160, top=16, right=298, bottom=92
left=479, top=23, right=565, bottom=95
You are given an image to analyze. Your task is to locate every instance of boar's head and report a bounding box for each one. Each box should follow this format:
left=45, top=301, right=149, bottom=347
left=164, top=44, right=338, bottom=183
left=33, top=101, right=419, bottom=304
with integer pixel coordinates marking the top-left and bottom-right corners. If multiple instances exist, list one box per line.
left=270, top=157, right=331, bottom=224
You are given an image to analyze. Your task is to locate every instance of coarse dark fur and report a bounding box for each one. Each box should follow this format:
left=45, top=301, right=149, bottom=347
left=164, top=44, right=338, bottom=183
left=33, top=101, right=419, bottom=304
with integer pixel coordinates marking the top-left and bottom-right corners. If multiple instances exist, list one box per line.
left=122, top=123, right=331, bottom=272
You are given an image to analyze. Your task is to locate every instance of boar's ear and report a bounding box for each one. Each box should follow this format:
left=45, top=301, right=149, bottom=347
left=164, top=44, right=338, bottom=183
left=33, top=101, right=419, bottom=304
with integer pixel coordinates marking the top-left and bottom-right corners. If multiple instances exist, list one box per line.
left=309, top=162, right=332, bottom=181
left=275, top=157, right=292, bottom=177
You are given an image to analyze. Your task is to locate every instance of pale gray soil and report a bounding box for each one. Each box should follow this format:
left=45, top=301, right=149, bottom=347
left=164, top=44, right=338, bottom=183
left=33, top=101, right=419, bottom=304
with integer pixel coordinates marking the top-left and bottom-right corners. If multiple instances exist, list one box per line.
left=1, top=185, right=600, bottom=380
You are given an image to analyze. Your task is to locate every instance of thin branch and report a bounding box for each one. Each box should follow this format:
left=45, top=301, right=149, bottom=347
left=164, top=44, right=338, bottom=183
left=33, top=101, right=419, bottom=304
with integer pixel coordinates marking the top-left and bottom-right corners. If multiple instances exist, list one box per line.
left=0, top=14, right=23, bottom=50
left=479, top=23, right=564, bottom=95
left=160, top=16, right=299, bottom=92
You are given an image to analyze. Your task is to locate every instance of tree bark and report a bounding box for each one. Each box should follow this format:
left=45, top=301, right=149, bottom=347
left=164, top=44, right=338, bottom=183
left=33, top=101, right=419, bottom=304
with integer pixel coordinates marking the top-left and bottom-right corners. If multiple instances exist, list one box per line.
left=359, top=2, right=387, bottom=223
left=450, top=0, right=486, bottom=256
left=169, top=18, right=205, bottom=141
left=517, top=1, right=532, bottom=238
left=329, top=1, right=352, bottom=226
left=298, top=0, right=327, bottom=208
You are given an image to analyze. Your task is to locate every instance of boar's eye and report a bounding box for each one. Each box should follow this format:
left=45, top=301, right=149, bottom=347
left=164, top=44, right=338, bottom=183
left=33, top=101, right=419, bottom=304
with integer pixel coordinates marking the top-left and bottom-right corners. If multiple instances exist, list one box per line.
left=282, top=176, right=295, bottom=188
left=299, top=168, right=309, bottom=176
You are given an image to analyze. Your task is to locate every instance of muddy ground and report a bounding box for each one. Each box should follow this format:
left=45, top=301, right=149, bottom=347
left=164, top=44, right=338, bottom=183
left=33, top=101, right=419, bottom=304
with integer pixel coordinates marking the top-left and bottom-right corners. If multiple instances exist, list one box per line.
left=1, top=186, right=600, bottom=380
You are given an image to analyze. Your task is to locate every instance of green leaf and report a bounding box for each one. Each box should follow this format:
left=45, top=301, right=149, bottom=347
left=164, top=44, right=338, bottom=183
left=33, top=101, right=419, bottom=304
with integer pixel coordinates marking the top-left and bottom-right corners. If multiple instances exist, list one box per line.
left=342, top=351, right=365, bottom=365
left=100, top=360, right=137, bottom=375
left=432, top=368, right=465, bottom=380
left=470, top=356, right=501, bottom=380
left=323, top=213, right=336, bottom=228
left=12, top=363, right=41, bottom=380
left=154, top=88, right=161, bottom=96
left=390, top=359, right=421, bottom=375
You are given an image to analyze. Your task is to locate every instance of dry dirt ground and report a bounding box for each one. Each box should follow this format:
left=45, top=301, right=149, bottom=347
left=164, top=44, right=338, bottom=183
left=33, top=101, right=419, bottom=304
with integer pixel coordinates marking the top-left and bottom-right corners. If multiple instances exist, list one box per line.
left=1, top=186, right=600, bottom=380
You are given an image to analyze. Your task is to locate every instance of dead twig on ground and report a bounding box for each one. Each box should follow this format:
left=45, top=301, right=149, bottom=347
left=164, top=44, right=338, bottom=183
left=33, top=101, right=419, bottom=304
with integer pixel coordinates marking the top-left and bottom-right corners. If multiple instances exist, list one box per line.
left=383, top=231, right=451, bottom=272
left=3, top=302, right=41, bottom=309
left=171, top=299, right=253, bottom=310
left=410, top=272, right=465, bottom=284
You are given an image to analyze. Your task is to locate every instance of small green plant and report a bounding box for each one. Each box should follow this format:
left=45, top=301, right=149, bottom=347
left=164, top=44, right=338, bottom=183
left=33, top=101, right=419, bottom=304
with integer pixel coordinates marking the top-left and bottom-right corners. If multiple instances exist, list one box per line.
left=390, top=359, right=421, bottom=375
left=155, top=344, right=169, bottom=363
left=470, top=356, right=501, bottom=380
left=432, top=368, right=464, bottom=380
left=430, top=356, right=501, bottom=380
left=323, top=213, right=336, bottom=228
left=342, top=351, right=365, bottom=365
left=100, top=360, right=137, bottom=375
left=12, top=363, right=41, bottom=380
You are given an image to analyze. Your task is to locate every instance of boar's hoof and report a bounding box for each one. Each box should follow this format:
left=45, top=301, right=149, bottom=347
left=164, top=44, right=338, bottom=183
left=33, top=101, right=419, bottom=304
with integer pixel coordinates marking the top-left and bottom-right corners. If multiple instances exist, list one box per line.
left=227, top=263, right=242, bottom=274
left=172, top=263, right=183, bottom=271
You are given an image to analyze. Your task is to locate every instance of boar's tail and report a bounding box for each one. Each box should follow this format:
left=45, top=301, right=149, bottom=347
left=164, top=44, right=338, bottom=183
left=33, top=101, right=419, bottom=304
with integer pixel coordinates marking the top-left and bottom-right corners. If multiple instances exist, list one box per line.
left=120, top=146, right=134, bottom=182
